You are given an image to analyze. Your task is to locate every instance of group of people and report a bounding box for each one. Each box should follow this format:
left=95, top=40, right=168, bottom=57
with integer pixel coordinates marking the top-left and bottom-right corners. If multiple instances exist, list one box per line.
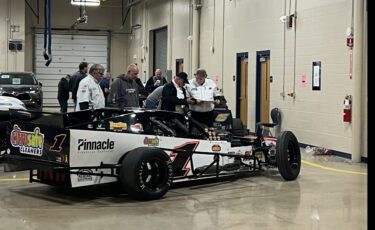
left=142, top=67, right=226, bottom=127
left=57, top=62, right=225, bottom=127
left=57, top=62, right=111, bottom=113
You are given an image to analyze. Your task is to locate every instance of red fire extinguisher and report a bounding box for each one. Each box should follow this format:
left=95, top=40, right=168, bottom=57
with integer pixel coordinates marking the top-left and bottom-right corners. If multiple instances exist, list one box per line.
left=343, top=95, right=352, bottom=122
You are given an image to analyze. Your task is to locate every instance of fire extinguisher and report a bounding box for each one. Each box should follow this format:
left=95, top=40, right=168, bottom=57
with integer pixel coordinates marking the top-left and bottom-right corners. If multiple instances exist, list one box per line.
left=343, top=95, right=352, bottom=122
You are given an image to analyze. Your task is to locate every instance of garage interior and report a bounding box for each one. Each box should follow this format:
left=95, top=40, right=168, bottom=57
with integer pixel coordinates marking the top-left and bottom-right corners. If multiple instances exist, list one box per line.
left=0, top=0, right=367, bottom=229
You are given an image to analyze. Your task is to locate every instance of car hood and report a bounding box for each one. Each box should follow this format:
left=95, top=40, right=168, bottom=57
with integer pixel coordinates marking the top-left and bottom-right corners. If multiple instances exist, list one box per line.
left=0, top=96, right=27, bottom=111
left=0, top=85, right=40, bottom=92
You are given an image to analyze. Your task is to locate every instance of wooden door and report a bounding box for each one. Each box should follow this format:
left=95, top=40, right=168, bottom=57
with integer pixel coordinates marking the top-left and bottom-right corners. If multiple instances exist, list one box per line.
left=260, top=57, right=270, bottom=123
left=240, top=59, right=248, bottom=125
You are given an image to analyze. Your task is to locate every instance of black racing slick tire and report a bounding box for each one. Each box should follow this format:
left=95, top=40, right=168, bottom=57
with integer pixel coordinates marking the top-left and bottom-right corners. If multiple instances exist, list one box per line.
left=276, top=131, right=301, bottom=181
left=120, top=147, right=173, bottom=200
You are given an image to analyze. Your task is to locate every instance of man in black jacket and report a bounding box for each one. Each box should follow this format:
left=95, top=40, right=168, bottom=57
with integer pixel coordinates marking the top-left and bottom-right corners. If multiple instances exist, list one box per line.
left=145, top=69, right=167, bottom=93
left=161, top=72, right=195, bottom=112
left=69, top=62, right=88, bottom=110
left=57, top=74, right=70, bottom=113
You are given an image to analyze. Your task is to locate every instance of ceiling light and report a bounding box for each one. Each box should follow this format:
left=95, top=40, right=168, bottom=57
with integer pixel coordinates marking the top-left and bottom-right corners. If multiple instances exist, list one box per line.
left=71, top=0, right=100, bottom=7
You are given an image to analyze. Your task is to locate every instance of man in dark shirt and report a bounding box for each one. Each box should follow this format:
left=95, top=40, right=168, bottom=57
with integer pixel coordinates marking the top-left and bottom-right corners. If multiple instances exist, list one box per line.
left=57, top=74, right=70, bottom=113
left=145, top=69, right=167, bottom=94
left=69, top=62, right=88, bottom=110
left=108, top=64, right=141, bottom=108
left=161, top=72, right=195, bottom=112
left=99, top=72, right=111, bottom=106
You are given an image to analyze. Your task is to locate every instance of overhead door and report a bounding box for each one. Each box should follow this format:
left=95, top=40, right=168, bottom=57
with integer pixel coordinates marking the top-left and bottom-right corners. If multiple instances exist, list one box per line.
left=34, top=34, right=108, bottom=106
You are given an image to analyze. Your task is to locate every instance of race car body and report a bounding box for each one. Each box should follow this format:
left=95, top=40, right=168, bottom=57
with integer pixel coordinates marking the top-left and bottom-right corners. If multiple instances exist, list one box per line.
left=1, top=108, right=301, bottom=200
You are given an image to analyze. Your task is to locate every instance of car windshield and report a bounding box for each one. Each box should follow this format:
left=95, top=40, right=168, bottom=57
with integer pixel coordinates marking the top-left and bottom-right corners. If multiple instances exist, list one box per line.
left=0, top=73, right=37, bottom=85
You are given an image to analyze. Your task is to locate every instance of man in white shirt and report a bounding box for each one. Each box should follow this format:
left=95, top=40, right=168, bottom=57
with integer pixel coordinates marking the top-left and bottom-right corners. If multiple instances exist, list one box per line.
left=76, top=64, right=106, bottom=111
left=187, top=68, right=224, bottom=127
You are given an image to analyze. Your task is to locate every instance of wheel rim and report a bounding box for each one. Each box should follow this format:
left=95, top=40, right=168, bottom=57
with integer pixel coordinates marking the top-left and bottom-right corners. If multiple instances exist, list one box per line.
left=140, top=158, right=168, bottom=191
left=287, top=142, right=300, bottom=169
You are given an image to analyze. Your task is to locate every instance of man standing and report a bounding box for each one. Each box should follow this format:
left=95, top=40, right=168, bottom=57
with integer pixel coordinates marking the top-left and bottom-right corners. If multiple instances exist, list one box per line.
left=108, top=64, right=141, bottom=108
left=57, top=74, right=70, bottom=113
left=99, top=72, right=111, bottom=106
left=187, top=68, right=224, bottom=127
left=145, top=69, right=167, bottom=94
left=161, top=72, right=195, bottom=112
left=76, top=64, right=105, bottom=111
left=69, top=62, right=88, bottom=110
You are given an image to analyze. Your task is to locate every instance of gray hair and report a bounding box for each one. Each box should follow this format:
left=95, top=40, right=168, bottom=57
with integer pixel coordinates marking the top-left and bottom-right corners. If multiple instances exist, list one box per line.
left=89, top=64, right=105, bottom=74
left=195, top=68, right=207, bottom=77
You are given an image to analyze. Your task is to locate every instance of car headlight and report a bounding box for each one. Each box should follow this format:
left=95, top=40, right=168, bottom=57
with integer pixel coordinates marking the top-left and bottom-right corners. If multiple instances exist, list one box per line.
left=29, top=88, right=40, bottom=93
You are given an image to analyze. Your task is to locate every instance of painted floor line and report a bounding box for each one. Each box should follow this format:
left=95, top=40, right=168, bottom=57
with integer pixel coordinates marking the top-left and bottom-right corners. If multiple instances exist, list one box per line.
left=302, top=160, right=367, bottom=176
left=0, top=178, right=29, bottom=182
left=0, top=160, right=367, bottom=182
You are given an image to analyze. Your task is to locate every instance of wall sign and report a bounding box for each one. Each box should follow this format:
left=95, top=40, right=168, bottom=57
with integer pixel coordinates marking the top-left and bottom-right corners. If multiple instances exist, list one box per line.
left=312, top=61, right=321, bottom=91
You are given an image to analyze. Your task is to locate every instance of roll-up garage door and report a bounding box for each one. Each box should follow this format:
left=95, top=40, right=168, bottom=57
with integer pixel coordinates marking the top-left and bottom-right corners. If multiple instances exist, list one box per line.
left=34, top=34, right=108, bottom=106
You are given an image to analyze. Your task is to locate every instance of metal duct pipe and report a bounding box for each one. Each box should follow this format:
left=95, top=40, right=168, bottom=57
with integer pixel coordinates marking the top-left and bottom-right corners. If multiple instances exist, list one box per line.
left=192, top=0, right=201, bottom=73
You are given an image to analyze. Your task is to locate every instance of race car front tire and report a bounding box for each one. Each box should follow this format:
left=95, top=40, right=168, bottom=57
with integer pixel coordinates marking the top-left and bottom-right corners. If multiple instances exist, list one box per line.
left=120, top=147, right=173, bottom=200
left=276, top=131, right=301, bottom=180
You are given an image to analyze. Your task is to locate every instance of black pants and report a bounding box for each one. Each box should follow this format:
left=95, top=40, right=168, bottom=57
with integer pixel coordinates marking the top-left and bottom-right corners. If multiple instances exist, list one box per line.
left=58, top=99, right=68, bottom=113
left=191, top=110, right=214, bottom=127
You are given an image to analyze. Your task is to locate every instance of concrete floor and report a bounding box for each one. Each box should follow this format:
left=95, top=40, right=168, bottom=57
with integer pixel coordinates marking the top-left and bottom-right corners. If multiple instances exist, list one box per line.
left=0, top=150, right=367, bottom=230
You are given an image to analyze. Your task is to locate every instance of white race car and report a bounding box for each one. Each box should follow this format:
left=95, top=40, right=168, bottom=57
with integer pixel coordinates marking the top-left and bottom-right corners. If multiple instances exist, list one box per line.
left=0, top=108, right=301, bottom=200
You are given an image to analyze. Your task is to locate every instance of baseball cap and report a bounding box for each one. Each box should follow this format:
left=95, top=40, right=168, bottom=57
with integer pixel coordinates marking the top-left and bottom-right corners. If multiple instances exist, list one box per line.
left=194, top=68, right=207, bottom=77
left=176, top=72, right=189, bottom=84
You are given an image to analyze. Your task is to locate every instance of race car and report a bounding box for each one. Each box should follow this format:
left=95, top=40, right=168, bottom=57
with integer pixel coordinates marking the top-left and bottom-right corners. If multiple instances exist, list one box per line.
left=0, top=108, right=301, bottom=200
left=0, top=96, right=29, bottom=151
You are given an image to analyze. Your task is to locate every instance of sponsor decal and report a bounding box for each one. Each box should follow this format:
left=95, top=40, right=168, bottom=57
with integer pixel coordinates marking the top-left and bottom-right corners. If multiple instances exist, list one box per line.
left=49, top=134, right=67, bottom=152
left=77, top=138, right=115, bottom=153
left=64, top=154, right=69, bottom=163
left=77, top=169, right=93, bottom=182
left=211, top=145, right=221, bottom=152
left=143, top=137, right=160, bottom=146
left=56, top=156, right=62, bottom=163
left=10, top=125, right=44, bottom=156
left=109, top=121, right=127, bottom=132
left=131, top=123, right=143, bottom=133
left=215, top=113, right=230, bottom=122
left=96, top=123, right=106, bottom=130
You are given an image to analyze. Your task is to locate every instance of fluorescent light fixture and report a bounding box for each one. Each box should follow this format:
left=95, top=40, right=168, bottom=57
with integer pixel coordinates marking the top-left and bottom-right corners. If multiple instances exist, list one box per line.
left=71, top=0, right=100, bottom=6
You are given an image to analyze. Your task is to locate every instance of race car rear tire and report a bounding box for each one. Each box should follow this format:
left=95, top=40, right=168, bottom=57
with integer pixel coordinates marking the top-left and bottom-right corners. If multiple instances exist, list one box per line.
left=276, top=131, right=301, bottom=180
left=120, top=147, right=173, bottom=200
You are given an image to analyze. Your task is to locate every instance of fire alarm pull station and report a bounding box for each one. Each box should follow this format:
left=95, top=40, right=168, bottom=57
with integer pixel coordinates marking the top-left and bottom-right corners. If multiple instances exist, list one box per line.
left=343, top=95, right=352, bottom=123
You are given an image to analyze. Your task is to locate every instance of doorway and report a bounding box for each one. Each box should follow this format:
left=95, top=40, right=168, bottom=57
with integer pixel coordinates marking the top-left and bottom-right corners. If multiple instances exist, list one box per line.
left=256, top=50, right=271, bottom=125
left=236, top=52, right=248, bottom=126
left=176, top=58, right=184, bottom=75
left=152, top=27, right=168, bottom=76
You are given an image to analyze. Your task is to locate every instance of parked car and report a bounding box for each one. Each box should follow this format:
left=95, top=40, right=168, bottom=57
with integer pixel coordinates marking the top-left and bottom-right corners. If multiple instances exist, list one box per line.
left=0, top=72, right=43, bottom=111
left=0, top=108, right=301, bottom=200
left=0, top=96, right=28, bottom=153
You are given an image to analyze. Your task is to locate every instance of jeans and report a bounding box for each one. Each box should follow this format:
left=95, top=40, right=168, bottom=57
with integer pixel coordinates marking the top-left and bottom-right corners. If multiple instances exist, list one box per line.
left=145, top=99, right=157, bottom=109
left=58, top=99, right=68, bottom=113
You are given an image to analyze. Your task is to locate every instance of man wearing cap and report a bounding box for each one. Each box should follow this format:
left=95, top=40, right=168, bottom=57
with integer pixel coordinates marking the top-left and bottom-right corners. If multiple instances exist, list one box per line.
left=161, top=72, right=195, bottom=112
left=187, top=68, right=224, bottom=127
